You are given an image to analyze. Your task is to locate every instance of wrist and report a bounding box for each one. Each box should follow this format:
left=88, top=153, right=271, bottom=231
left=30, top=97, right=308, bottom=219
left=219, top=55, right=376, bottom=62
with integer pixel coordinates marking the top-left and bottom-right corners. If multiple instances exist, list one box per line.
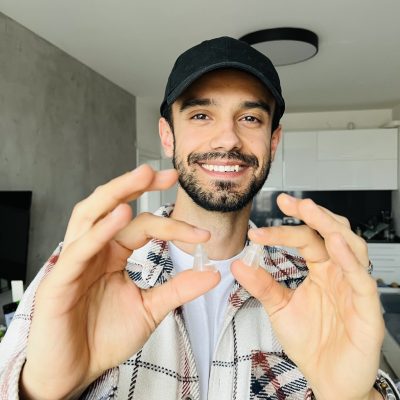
left=20, top=362, right=86, bottom=400
left=369, top=388, right=385, bottom=400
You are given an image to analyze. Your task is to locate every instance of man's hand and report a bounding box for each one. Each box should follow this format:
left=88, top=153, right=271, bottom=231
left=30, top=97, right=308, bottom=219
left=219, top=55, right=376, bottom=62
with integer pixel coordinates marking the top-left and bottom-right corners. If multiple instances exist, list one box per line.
left=231, top=193, right=385, bottom=400
left=21, top=165, right=220, bottom=400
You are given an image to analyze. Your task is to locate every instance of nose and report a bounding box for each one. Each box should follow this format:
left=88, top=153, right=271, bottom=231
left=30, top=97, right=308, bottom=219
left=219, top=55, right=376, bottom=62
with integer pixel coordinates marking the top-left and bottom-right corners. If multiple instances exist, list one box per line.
left=209, top=121, right=242, bottom=151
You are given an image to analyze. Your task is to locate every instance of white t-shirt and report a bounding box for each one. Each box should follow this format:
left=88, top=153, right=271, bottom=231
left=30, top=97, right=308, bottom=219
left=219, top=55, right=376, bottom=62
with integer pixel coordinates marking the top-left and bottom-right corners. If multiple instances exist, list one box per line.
left=169, top=242, right=245, bottom=400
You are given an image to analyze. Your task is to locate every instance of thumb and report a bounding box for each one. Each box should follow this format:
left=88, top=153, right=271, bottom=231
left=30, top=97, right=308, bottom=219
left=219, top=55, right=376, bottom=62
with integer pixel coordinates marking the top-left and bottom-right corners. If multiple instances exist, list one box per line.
left=231, top=260, right=291, bottom=317
left=142, top=270, right=221, bottom=324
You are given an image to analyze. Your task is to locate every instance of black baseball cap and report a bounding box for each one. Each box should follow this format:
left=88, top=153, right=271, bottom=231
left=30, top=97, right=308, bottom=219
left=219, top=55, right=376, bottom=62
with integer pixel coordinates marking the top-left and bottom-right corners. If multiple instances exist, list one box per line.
left=160, top=36, right=285, bottom=130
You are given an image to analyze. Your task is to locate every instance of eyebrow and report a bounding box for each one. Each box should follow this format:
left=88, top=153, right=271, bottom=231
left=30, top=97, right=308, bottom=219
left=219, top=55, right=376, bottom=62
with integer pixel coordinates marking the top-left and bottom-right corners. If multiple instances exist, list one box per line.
left=241, top=101, right=272, bottom=115
left=179, top=98, right=214, bottom=112
left=179, top=98, right=272, bottom=115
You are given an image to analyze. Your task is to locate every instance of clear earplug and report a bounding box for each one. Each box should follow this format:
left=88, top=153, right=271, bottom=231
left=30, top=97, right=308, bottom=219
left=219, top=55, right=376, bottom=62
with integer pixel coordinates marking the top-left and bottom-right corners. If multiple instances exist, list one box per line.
left=192, top=244, right=217, bottom=272
left=241, top=241, right=263, bottom=269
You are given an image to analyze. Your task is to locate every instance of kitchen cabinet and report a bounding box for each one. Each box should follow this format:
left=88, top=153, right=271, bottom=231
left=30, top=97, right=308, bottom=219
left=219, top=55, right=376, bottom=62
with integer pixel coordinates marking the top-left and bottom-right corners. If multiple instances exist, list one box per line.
left=317, top=129, right=397, bottom=160
left=317, top=129, right=398, bottom=190
left=276, top=128, right=398, bottom=191
left=368, top=243, right=400, bottom=285
left=317, top=159, right=397, bottom=190
left=282, top=131, right=318, bottom=190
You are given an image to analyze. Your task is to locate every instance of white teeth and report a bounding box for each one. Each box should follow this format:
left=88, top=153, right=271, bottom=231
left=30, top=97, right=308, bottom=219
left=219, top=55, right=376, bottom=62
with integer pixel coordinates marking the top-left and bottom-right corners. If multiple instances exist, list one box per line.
left=202, top=164, right=242, bottom=172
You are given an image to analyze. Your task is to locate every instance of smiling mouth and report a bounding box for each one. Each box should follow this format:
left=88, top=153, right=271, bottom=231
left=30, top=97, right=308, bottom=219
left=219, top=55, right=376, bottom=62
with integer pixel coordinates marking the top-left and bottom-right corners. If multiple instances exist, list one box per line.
left=200, top=163, right=244, bottom=172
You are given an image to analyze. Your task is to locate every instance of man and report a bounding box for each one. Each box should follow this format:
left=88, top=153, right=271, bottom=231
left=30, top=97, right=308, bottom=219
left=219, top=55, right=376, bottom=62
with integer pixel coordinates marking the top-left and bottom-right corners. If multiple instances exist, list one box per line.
left=0, top=36, right=398, bottom=400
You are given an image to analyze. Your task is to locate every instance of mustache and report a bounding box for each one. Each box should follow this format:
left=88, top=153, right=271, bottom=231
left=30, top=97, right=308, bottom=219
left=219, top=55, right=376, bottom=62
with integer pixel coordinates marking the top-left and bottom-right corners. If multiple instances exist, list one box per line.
left=187, top=151, right=259, bottom=168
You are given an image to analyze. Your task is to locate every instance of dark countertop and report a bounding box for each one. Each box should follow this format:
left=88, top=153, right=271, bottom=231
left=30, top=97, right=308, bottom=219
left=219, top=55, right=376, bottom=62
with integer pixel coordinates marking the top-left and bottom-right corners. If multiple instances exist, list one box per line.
left=367, top=238, right=400, bottom=244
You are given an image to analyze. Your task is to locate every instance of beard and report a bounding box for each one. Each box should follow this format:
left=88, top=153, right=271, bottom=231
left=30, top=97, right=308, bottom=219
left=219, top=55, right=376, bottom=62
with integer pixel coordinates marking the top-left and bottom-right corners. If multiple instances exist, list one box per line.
left=173, top=149, right=271, bottom=213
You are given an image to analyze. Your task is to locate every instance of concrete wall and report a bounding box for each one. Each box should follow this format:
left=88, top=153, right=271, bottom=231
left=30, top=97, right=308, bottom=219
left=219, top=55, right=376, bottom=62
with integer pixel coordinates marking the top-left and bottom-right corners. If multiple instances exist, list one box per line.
left=0, top=13, right=136, bottom=283
left=136, top=96, right=162, bottom=162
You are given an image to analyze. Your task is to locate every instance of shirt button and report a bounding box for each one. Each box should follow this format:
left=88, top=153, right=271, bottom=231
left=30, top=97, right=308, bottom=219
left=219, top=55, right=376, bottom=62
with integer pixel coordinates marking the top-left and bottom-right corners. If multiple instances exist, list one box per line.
left=183, top=396, right=193, bottom=400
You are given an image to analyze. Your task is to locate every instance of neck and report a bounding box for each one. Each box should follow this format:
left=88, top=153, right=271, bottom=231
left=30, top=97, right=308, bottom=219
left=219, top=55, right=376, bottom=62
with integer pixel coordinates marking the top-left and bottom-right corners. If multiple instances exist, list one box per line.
left=171, top=187, right=252, bottom=260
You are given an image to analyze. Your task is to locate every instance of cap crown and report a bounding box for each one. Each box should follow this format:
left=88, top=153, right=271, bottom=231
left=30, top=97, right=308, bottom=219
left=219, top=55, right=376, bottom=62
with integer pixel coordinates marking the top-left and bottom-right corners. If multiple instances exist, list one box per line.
left=160, top=36, right=285, bottom=129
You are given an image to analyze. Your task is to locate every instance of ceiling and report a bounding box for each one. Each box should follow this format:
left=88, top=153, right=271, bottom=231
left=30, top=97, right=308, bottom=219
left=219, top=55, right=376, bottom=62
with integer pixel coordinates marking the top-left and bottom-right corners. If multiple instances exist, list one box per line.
left=1, top=0, right=400, bottom=113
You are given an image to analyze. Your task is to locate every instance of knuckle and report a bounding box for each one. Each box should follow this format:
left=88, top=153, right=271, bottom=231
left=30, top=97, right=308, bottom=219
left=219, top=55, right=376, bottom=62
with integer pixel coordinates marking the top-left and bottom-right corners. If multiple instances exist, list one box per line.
left=72, top=200, right=85, bottom=217
left=300, top=198, right=315, bottom=210
left=92, top=184, right=106, bottom=196
left=338, top=215, right=350, bottom=227
left=355, top=236, right=368, bottom=252
left=136, top=211, right=153, bottom=221
left=71, top=200, right=94, bottom=225
left=135, top=212, right=159, bottom=237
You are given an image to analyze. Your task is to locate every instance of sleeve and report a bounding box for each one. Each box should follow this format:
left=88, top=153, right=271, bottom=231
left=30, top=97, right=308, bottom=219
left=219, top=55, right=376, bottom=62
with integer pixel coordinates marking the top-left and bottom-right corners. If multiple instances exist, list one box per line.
left=304, top=371, right=400, bottom=399
left=0, top=244, right=120, bottom=400
left=0, top=244, right=63, bottom=399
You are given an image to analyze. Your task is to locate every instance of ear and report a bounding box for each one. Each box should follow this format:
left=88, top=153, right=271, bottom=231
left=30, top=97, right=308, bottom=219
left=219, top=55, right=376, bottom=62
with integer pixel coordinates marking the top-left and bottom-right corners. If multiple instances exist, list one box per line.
left=270, top=125, right=282, bottom=162
left=159, top=117, right=174, bottom=158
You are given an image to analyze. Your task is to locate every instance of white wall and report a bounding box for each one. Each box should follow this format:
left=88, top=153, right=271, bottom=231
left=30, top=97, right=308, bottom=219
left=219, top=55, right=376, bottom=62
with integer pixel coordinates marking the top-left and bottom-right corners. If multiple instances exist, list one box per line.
left=281, top=109, right=392, bottom=131
left=392, top=104, right=400, bottom=121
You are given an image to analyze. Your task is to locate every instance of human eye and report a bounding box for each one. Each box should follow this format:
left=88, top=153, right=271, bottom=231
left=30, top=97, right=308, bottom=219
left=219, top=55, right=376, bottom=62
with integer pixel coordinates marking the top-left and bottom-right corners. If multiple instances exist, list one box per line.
left=191, top=113, right=209, bottom=120
left=241, top=115, right=261, bottom=123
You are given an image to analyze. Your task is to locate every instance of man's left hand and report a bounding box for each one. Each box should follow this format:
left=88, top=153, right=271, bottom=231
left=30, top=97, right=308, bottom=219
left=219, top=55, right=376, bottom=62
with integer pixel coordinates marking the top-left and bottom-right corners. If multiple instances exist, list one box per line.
left=231, top=193, right=385, bottom=400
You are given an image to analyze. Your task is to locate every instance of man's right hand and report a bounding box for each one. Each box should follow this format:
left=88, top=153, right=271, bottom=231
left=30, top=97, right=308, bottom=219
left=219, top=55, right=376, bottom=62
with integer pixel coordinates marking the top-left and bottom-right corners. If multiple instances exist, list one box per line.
left=20, top=164, right=220, bottom=400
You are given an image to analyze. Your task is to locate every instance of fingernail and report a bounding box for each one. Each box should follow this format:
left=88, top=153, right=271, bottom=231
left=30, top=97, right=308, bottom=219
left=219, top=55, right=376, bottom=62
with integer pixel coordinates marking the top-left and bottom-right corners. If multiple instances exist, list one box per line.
left=241, top=241, right=263, bottom=269
left=192, top=244, right=217, bottom=272
left=281, top=193, right=295, bottom=203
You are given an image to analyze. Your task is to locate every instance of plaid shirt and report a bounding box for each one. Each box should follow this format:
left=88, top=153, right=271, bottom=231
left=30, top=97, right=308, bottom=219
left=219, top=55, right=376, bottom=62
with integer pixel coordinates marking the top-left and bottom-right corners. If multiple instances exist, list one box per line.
left=0, top=204, right=398, bottom=399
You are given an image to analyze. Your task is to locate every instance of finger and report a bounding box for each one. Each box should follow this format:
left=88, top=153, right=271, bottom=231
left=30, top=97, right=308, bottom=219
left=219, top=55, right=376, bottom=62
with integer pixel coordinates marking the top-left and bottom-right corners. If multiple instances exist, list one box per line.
left=54, top=203, right=133, bottom=282
left=230, top=260, right=292, bottom=317
left=325, top=232, right=377, bottom=297
left=64, top=165, right=178, bottom=246
left=57, top=209, right=210, bottom=282
left=318, top=205, right=351, bottom=228
left=249, top=225, right=328, bottom=263
left=143, top=269, right=221, bottom=325
left=325, top=232, right=384, bottom=333
left=115, top=212, right=211, bottom=249
left=277, top=194, right=350, bottom=235
left=277, top=194, right=369, bottom=267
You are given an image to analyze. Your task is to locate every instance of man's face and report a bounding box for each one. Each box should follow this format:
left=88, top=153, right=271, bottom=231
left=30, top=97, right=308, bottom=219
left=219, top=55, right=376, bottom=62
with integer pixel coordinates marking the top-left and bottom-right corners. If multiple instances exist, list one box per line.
left=160, top=69, right=281, bottom=212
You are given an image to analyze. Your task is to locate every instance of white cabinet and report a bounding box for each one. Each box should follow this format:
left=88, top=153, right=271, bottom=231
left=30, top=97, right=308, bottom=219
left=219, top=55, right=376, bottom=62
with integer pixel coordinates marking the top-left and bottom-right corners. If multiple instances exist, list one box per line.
left=317, top=160, right=397, bottom=190
left=317, top=129, right=398, bottom=190
left=317, top=129, right=397, bottom=160
left=368, top=243, right=400, bottom=285
left=279, top=128, right=398, bottom=191
left=282, top=131, right=318, bottom=190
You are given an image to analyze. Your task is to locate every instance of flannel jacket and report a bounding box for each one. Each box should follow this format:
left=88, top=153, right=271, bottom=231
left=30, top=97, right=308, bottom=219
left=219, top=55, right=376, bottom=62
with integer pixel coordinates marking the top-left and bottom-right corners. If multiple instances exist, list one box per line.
left=0, top=204, right=398, bottom=400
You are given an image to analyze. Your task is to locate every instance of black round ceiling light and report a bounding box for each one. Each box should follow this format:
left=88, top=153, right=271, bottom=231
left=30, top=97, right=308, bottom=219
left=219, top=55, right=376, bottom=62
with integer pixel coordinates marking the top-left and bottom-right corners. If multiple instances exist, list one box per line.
left=240, top=27, right=319, bottom=66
